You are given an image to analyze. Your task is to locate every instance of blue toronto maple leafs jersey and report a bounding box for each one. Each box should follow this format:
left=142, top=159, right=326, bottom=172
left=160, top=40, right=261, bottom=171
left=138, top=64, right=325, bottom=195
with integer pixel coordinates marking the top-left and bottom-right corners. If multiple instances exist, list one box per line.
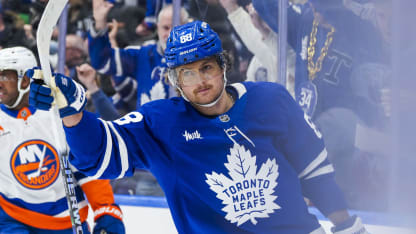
left=88, top=32, right=171, bottom=109
left=65, top=82, right=347, bottom=234
left=252, top=1, right=384, bottom=122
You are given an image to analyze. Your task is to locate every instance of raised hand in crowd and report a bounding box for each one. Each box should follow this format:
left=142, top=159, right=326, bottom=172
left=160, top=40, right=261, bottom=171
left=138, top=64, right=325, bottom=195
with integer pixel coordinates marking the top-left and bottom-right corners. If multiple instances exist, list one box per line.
left=108, top=19, right=120, bottom=48
left=76, top=63, right=100, bottom=94
left=93, top=0, right=114, bottom=30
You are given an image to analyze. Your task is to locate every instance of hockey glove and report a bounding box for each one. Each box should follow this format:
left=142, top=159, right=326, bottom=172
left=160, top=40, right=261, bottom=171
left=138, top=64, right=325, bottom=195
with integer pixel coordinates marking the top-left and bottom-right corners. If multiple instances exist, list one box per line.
left=28, top=68, right=87, bottom=118
left=331, top=215, right=370, bottom=234
left=93, top=204, right=125, bottom=234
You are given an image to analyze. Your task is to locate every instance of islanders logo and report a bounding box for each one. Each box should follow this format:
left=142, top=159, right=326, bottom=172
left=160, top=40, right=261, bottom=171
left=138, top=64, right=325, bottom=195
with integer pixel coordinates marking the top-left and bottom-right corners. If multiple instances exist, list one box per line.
left=205, top=144, right=280, bottom=226
left=10, top=140, right=60, bottom=189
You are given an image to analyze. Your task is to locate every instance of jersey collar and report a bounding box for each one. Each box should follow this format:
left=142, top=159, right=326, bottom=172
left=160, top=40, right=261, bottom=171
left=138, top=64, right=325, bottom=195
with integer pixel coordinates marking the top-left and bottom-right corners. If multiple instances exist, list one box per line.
left=0, top=104, right=37, bottom=120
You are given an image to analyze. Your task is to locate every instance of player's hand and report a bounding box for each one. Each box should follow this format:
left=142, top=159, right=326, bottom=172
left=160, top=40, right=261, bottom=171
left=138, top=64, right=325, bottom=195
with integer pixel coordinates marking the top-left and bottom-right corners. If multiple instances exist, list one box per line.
left=93, top=204, right=125, bottom=234
left=28, top=68, right=87, bottom=118
left=331, top=215, right=369, bottom=234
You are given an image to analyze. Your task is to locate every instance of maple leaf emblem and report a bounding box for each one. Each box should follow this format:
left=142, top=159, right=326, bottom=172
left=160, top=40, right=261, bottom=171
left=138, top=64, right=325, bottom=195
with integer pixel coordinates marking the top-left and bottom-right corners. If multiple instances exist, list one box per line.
left=140, top=80, right=167, bottom=105
left=205, top=144, right=280, bottom=226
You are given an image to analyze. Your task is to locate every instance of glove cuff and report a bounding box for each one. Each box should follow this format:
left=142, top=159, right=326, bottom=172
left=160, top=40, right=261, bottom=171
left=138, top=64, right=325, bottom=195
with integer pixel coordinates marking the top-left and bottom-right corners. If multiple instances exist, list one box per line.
left=94, top=204, right=123, bottom=222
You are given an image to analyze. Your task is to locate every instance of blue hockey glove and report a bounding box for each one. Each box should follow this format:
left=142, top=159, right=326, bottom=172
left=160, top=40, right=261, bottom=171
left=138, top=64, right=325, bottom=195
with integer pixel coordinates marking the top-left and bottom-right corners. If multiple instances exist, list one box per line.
left=28, top=68, right=87, bottom=117
left=93, top=205, right=125, bottom=234
left=331, top=215, right=369, bottom=234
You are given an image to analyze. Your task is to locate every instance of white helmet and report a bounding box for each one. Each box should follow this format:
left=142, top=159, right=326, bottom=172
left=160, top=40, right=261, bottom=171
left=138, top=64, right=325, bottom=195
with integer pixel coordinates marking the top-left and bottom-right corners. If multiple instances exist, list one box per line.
left=0, top=47, right=38, bottom=108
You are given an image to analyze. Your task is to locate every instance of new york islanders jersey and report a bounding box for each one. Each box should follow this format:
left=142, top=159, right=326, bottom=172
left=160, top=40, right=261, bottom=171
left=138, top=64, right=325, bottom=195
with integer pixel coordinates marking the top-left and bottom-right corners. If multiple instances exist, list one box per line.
left=0, top=105, right=90, bottom=230
left=65, top=82, right=348, bottom=234
left=88, top=31, right=170, bottom=109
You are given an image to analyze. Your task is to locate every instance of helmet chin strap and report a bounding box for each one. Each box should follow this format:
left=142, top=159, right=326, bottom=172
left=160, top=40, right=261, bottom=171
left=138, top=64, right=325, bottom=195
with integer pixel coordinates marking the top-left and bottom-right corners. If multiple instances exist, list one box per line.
left=179, top=70, right=228, bottom=108
left=5, top=78, right=30, bottom=109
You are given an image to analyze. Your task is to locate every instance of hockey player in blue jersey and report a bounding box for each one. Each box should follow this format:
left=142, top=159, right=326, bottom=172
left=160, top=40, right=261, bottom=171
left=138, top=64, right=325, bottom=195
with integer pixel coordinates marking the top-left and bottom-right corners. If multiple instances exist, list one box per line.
left=89, top=0, right=189, bottom=109
left=29, top=21, right=369, bottom=234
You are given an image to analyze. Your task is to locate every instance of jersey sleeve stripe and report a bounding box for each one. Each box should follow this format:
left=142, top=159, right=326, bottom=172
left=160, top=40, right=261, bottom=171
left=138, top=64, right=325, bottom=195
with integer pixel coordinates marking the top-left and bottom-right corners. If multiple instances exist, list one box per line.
left=304, top=164, right=334, bottom=180
left=97, top=58, right=111, bottom=74
left=75, top=174, right=96, bottom=185
left=115, top=76, right=133, bottom=91
left=107, top=121, right=129, bottom=178
left=94, top=119, right=114, bottom=179
left=298, top=148, right=327, bottom=179
left=114, top=48, right=123, bottom=76
left=124, top=79, right=138, bottom=101
left=230, top=83, right=247, bottom=98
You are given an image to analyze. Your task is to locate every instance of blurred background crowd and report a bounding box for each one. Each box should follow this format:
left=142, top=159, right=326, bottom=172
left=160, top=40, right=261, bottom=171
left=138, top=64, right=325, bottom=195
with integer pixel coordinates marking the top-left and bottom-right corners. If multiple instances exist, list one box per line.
left=0, top=0, right=407, bottom=215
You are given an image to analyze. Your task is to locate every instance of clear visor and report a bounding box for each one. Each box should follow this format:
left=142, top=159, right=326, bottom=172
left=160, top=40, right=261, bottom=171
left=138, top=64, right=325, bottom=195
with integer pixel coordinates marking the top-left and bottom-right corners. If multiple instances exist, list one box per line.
left=0, top=70, right=18, bottom=82
left=175, top=60, right=223, bottom=87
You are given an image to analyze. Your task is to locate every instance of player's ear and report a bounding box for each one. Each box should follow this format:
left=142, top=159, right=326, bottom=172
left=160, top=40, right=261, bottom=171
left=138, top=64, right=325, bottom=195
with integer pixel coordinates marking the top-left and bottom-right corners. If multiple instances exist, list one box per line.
left=21, top=74, right=31, bottom=89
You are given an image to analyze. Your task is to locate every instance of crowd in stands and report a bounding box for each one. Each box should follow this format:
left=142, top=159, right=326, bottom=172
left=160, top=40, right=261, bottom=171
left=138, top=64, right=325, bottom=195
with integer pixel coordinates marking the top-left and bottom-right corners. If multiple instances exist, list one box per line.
left=0, top=0, right=392, bottom=212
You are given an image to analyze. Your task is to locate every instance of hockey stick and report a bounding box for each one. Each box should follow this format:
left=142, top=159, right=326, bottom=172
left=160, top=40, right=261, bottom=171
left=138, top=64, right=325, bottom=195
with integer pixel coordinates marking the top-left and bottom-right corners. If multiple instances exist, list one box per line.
left=36, top=0, right=83, bottom=233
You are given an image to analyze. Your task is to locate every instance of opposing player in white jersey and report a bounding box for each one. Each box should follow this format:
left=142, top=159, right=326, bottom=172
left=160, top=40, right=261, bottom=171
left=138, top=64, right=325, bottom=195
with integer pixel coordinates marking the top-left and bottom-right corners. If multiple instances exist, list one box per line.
left=29, top=21, right=368, bottom=234
left=0, top=47, right=125, bottom=234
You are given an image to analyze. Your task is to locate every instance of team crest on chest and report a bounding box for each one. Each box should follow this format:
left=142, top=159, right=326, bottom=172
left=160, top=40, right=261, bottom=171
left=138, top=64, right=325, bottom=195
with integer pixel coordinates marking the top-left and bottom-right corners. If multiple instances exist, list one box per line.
left=10, top=140, right=60, bottom=190
left=205, top=144, right=280, bottom=226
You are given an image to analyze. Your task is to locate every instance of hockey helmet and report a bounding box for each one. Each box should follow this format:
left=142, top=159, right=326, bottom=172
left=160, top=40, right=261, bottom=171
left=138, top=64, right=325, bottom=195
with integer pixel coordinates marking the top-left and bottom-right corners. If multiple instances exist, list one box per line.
left=0, top=47, right=37, bottom=78
left=164, top=21, right=223, bottom=69
left=0, top=47, right=38, bottom=108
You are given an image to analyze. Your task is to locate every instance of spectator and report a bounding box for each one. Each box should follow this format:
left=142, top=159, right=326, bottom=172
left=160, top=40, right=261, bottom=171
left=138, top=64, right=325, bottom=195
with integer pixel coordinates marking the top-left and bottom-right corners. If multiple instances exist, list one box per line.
left=218, top=0, right=296, bottom=96
left=89, top=0, right=189, bottom=108
left=0, top=5, right=35, bottom=50
left=65, top=34, right=89, bottom=79
left=76, top=63, right=121, bottom=121
left=107, top=4, right=146, bottom=46
left=135, top=0, right=186, bottom=38
left=66, top=0, right=94, bottom=38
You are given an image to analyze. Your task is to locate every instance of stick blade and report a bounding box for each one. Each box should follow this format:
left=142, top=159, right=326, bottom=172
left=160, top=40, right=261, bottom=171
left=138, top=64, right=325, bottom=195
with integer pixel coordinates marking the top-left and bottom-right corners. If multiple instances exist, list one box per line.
left=36, top=0, right=68, bottom=85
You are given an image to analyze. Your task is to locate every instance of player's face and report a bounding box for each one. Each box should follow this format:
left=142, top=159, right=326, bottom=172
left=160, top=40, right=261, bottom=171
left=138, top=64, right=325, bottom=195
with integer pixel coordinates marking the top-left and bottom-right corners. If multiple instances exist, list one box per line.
left=157, top=11, right=173, bottom=50
left=0, top=70, right=19, bottom=106
left=177, top=57, right=224, bottom=105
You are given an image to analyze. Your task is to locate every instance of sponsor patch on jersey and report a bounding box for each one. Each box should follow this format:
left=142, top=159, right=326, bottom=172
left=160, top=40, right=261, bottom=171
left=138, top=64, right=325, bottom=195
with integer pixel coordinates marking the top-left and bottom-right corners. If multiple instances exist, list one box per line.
left=183, top=130, right=203, bottom=141
left=10, top=140, right=60, bottom=190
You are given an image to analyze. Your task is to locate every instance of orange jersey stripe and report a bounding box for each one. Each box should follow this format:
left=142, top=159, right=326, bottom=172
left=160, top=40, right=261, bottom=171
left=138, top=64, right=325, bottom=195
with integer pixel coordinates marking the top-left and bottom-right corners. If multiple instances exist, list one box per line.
left=0, top=196, right=89, bottom=230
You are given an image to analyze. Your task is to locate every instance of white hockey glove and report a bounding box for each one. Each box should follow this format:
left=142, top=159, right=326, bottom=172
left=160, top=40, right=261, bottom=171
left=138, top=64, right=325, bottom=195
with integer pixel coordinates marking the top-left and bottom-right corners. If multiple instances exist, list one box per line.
left=28, top=68, right=87, bottom=117
left=331, top=215, right=370, bottom=234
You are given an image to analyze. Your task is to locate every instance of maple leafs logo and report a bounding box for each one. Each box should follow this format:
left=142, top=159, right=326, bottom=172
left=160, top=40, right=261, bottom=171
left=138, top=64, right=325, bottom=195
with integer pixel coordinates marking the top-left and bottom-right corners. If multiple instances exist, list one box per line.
left=205, top=144, right=280, bottom=226
left=140, top=80, right=167, bottom=105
